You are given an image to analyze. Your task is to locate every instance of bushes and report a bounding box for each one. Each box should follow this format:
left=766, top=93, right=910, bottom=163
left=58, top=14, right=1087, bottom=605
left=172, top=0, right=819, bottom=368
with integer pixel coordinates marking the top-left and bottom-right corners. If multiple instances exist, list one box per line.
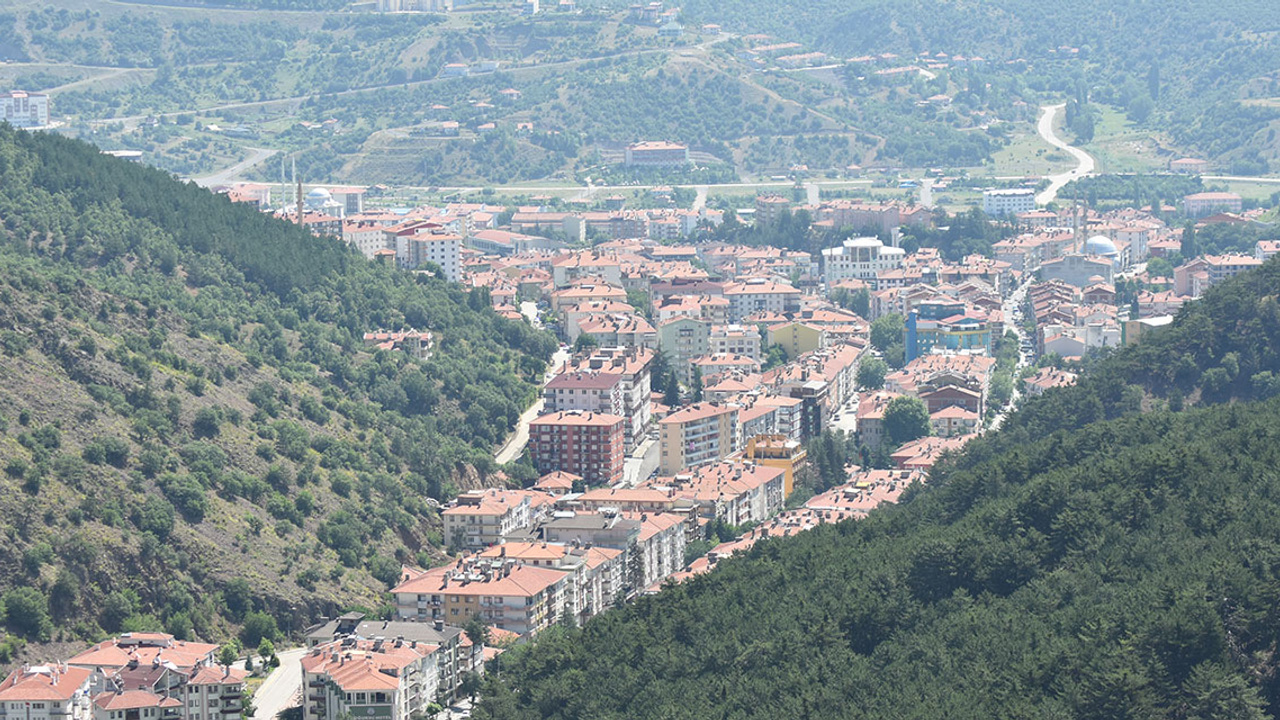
left=1, top=587, right=53, bottom=641
left=157, top=472, right=208, bottom=523
left=83, top=435, right=130, bottom=467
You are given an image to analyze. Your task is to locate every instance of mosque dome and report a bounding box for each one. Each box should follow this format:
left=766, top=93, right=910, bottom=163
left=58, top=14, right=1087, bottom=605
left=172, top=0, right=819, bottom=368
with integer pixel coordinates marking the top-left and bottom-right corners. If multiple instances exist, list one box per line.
left=1084, top=235, right=1118, bottom=256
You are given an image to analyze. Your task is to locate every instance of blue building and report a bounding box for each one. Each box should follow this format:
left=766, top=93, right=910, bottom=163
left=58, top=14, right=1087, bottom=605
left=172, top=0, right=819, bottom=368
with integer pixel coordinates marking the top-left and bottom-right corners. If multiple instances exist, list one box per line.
left=905, top=300, right=993, bottom=362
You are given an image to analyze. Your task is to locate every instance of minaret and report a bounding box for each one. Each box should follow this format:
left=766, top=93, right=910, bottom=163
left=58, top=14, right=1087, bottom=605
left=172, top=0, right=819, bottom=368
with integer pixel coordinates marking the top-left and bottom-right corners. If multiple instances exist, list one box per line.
left=293, top=158, right=303, bottom=226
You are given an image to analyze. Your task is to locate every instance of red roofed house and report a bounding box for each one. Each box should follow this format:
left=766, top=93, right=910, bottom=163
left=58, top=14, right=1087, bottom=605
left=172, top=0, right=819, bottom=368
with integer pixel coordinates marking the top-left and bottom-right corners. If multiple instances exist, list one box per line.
left=0, top=665, right=93, bottom=720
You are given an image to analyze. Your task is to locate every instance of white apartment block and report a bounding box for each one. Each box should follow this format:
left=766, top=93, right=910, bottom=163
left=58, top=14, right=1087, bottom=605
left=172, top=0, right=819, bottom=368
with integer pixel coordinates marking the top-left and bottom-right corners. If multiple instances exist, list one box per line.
left=709, top=324, right=762, bottom=360
left=982, top=188, right=1036, bottom=217
left=1, top=91, right=49, bottom=128
left=820, top=237, right=906, bottom=284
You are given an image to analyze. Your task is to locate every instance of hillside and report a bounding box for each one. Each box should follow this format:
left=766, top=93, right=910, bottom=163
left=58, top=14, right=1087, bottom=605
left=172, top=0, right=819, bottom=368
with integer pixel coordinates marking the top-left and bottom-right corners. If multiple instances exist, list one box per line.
left=472, top=261, right=1280, bottom=717
left=0, top=124, right=556, bottom=662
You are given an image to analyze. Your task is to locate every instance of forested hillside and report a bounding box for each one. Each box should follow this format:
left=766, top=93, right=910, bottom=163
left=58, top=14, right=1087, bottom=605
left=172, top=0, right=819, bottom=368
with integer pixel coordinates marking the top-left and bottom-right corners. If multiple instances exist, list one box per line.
left=670, top=0, right=1280, bottom=171
left=0, top=125, right=555, bottom=660
left=473, top=259, right=1280, bottom=717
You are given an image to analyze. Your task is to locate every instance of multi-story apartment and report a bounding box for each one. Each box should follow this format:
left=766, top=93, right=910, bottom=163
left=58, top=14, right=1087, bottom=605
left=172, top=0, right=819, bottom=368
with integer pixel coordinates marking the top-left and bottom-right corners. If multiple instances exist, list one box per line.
left=391, top=561, right=570, bottom=636
left=820, top=237, right=906, bottom=284
left=529, top=411, right=625, bottom=485
left=478, top=542, right=626, bottom=621
left=722, top=279, right=802, bottom=322
left=58, top=634, right=243, bottom=720
left=388, top=221, right=461, bottom=281
left=658, top=316, right=710, bottom=384
left=982, top=188, right=1036, bottom=217
left=0, top=665, right=93, bottom=720
left=300, top=638, right=446, bottom=720
left=708, top=324, right=761, bottom=360
left=659, top=402, right=740, bottom=474
left=441, top=490, right=538, bottom=552
left=624, top=141, right=689, bottom=166
left=565, top=347, right=654, bottom=450
left=649, top=461, right=785, bottom=527
left=1182, top=191, right=1242, bottom=218
left=544, top=372, right=625, bottom=418
left=0, top=91, right=49, bottom=128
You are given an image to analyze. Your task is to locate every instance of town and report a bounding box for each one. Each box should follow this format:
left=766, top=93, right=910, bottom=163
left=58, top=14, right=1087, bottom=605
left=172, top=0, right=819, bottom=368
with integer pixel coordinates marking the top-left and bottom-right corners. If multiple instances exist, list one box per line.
left=5, top=130, right=1275, bottom=716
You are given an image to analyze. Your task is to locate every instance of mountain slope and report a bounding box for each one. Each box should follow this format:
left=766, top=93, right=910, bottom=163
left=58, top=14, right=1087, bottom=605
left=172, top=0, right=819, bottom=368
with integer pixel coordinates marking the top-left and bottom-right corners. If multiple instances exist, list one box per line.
left=473, top=263, right=1280, bottom=718
left=0, top=124, right=555, bottom=659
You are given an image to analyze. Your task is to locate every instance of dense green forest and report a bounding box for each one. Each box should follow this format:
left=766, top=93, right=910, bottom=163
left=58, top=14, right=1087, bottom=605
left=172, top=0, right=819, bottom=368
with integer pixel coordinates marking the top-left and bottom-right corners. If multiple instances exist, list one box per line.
left=0, top=125, right=554, bottom=659
left=472, top=256, right=1280, bottom=716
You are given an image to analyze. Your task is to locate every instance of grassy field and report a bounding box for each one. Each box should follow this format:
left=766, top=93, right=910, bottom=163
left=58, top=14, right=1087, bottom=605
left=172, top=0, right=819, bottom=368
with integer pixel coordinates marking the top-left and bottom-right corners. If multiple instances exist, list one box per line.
left=1083, top=104, right=1170, bottom=174
left=988, top=122, right=1076, bottom=177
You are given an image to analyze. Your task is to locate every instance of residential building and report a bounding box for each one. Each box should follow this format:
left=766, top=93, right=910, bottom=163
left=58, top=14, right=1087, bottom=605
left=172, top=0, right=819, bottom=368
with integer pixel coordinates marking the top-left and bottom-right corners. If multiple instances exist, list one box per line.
left=624, top=142, right=689, bottom=166
left=766, top=322, right=826, bottom=360
left=738, top=434, right=807, bottom=496
left=544, top=372, right=624, bottom=417
left=649, top=462, right=785, bottom=526
left=388, top=221, right=461, bottom=281
left=300, top=637, right=447, bottom=720
left=658, top=316, right=710, bottom=384
left=0, top=665, right=93, bottom=720
left=391, top=560, right=570, bottom=636
left=565, top=347, right=654, bottom=450
left=529, top=411, right=625, bottom=486
left=982, top=188, right=1036, bottom=217
left=0, top=91, right=49, bottom=128
left=1183, top=191, right=1242, bottom=219
left=659, top=402, right=740, bottom=474
left=708, top=324, right=761, bottom=360
left=722, top=279, right=801, bottom=322
left=820, top=237, right=906, bottom=284
left=442, top=489, right=541, bottom=552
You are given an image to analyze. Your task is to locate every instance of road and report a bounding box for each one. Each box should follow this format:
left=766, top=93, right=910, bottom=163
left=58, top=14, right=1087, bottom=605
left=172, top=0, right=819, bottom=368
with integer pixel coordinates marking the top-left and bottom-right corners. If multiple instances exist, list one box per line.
left=252, top=648, right=306, bottom=720
left=1035, top=103, right=1096, bottom=206
left=192, top=147, right=279, bottom=187
left=494, top=346, right=569, bottom=465
left=987, top=276, right=1035, bottom=433
left=623, top=435, right=661, bottom=487
left=918, top=177, right=934, bottom=208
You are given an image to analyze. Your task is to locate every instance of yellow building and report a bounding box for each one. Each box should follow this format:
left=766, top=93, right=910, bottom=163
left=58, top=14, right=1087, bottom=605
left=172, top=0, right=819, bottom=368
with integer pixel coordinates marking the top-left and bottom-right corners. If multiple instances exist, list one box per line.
left=767, top=321, right=827, bottom=359
left=738, top=434, right=807, bottom=496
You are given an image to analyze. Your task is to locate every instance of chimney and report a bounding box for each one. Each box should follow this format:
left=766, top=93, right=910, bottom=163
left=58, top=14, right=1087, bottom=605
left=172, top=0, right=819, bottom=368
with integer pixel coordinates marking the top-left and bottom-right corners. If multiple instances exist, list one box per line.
left=433, top=620, right=445, bottom=632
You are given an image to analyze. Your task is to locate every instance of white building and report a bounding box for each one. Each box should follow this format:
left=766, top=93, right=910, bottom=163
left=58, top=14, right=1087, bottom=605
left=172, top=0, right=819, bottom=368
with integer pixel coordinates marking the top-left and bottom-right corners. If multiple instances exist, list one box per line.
left=0, top=665, right=94, bottom=720
left=820, top=237, right=906, bottom=284
left=982, top=188, right=1036, bottom=217
left=1, top=91, right=49, bottom=128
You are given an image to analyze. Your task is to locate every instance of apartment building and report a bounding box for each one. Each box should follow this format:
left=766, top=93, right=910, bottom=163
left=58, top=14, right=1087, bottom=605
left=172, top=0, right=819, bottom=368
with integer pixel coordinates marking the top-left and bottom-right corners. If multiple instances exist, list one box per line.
left=982, top=188, right=1035, bottom=217
left=391, top=560, right=570, bottom=636
left=544, top=372, right=625, bottom=418
left=658, top=316, right=710, bottom=384
left=722, top=279, right=802, bottom=322
left=0, top=91, right=49, bottom=128
left=820, top=237, right=907, bottom=284
left=659, top=402, right=740, bottom=474
left=388, top=221, right=461, bottom=281
left=708, top=324, right=761, bottom=360
left=478, top=542, right=626, bottom=620
left=442, top=489, right=543, bottom=552
left=565, top=347, right=654, bottom=450
left=649, top=461, right=785, bottom=526
left=1182, top=191, right=1242, bottom=219
left=624, top=141, right=689, bottom=166
left=529, top=411, right=625, bottom=485
left=300, top=638, right=446, bottom=720
left=0, top=665, right=93, bottom=720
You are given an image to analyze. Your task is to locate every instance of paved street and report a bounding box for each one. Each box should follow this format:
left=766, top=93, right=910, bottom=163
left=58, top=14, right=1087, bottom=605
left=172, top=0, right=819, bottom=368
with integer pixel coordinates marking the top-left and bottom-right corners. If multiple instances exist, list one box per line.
left=623, top=435, right=661, bottom=486
left=252, top=648, right=306, bottom=720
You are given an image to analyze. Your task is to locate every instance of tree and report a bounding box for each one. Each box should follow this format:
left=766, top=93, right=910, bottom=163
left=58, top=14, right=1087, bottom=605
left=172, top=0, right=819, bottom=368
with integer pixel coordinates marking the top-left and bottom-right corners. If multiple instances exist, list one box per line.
left=458, top=671, right=482, bottom=703
left=2, top=587, right=53, bottom=641
left=883, top=396, right=931, bottom=447
left=857, top=356, right=888, bottom=390
left=689, top=366, right=704, bottom=403
left=257, top=638, right=276, bottom=663
left=573, top=333, right=599, bottom=352
left=464, top=615, right=491, bottom=647
left=663, top=371, right=681, bottom=408
left=240, top=611, right=278, bottom=647
left=219, top=645, right=239, bottom=667
left=869, top=313, right=904, bottom=352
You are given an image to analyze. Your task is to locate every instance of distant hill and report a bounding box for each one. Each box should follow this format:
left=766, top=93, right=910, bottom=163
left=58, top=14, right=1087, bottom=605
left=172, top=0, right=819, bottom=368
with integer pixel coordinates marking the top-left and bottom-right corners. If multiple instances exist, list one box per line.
left=472, top=259, right=1280, bottom=717
left=0, top=124, right=555, bottom=661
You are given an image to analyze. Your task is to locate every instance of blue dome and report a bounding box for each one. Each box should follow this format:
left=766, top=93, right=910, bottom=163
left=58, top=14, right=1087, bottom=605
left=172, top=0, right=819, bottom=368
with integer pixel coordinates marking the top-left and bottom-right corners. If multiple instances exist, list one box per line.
left=1085, top=235, right=1118, bottom=256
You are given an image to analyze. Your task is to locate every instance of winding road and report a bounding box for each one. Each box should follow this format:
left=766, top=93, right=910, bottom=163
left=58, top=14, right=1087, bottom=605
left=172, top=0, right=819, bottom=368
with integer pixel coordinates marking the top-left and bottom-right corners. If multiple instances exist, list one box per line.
left=1035, top=103, right=1096, bottom=206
